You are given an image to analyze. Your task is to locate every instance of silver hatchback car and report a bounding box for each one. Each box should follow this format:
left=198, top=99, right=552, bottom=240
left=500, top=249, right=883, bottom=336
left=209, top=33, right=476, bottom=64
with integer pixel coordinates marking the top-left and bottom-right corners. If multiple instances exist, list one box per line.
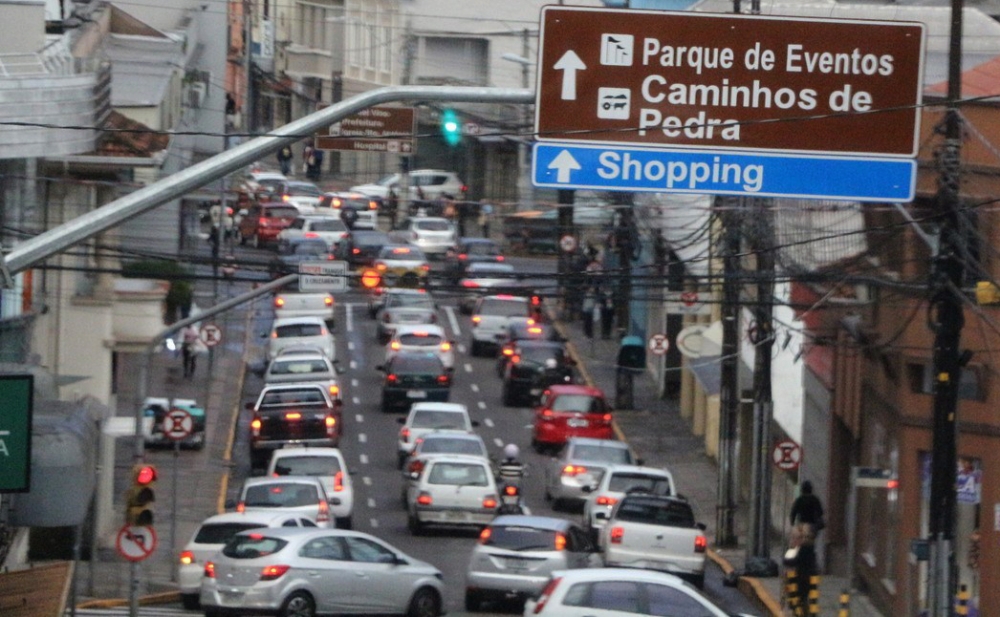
left=201, top=527, right=445, bottom=617
left=464, top=515, right=601, bottom=611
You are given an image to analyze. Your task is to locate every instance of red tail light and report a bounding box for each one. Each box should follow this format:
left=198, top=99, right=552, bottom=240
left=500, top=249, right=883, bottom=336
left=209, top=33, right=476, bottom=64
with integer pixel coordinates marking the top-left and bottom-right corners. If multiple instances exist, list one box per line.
left=497, top=255, right=505, bottom=262
left=259, top=218, right=270, bottom=227
left=204, top=561, right=216, bottom=578
left=554, top=532, right=567, bottom=551
left=236, top=501, right=245, bottom=513
left=511, top=355, right=521, bottom=364
left=562, top=465, right=586, bottom=476
left=437, top=374, right=450, bottom=386
left=596, top=495, right=618, bottom=506
left=304, top=232, right=319, bottom=238
left=316, top=498, right=330, bottom=523
left=504, top=484, right=519, bottom=496
left=461, top=280, right=480, bottom=288
left=602, top=413, right=612, bottom=423
left=260, top=564, right=291, bottom=581
left=483, top=496, right=498, bottom=509
left=400, top=427, right=411, bottom=442
left=274, top=296, right=285, bottom=308
left=695, top=535, right=707, bottom=553
left=386, top=374, right=398, bottom=383
left=179, top=550, right=195, bottom=565
left=352, top=248, right=361, bottom=255
left=458, top=253, right=468, bottom=260
left=541, top=409, right=554, bottom=418
left=251, top=416, right=262, bottom=437
left=407, top=459, right=425, bottom=475
left=333, top=471, right=344, bottom=492
left=368, top=201, right=378, bottom=210
left=472, top=315, right=481, bottom=323
left=533, top=577, right=562, bottom=614
left=502, top=347, right=514, bottom=357
left=416, top=492, right=432, bottom=506
left=420, top=264, right=430, bottom=272
left=479, top=527, right=492, bottom=544
left=610, top=526, right=624, bottom=544
left=376, top=263, right=387, bottom=272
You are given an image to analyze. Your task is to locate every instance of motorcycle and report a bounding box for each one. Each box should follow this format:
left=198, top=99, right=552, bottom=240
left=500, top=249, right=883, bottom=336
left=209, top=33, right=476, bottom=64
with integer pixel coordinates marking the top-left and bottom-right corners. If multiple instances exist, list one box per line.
left=497, top=483, right=530, bottom=515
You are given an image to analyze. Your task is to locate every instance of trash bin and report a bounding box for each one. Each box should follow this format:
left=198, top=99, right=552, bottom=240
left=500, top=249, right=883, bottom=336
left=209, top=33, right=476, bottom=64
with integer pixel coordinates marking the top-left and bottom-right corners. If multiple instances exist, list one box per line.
left=615, top=335, right=646, bottom=409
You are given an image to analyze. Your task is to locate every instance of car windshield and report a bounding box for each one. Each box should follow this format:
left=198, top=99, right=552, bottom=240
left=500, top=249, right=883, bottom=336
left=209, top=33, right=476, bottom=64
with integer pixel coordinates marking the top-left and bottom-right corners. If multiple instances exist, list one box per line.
left=273, top=455, right=343, bottom=477
left=516, top=346, right=563, bottom=365
left=418, top=437, right=485, bottom=457
left=243, top=483, right=319, bottom=508
left=427, top=462, right=489, bottom=486
left=387, top=293, right=434, bottom=309
left=193, top=522, right=267, bottom=545
left=411, top=410, right=466, bottom=430
left=392, top=356, right=444, bottom=374
left=308, top=219, right=347, bottom=231
left=571, top=444, right=632, bottom=464
left=551, top=394, right=608, bottom=414
left=398, top=333, right=442, bottom=347
left=480, top=298, right=528, bottom=316
left=607, top=473, right=672, bottom=496
left=268, top=359, right=330, bottom=375
left=414, top=220, right=451, bottom=232
left=615, top=498, right=695, bottom=527
left=274, top=323, right=324, bottom=337
left=222, top=534, right=288, bottom=559
left=483, top=525, right=559, bottom=551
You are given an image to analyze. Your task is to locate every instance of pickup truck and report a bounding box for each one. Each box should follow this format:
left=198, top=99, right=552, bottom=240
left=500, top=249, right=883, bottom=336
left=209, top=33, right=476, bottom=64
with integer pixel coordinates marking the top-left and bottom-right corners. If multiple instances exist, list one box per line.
left=598, top=493, right=708, bottom=588
left=142, top=397, right=205, bottom=450
left=246, top=383, right=343, bottom=469
left=273, top=290, right=336, bottom=328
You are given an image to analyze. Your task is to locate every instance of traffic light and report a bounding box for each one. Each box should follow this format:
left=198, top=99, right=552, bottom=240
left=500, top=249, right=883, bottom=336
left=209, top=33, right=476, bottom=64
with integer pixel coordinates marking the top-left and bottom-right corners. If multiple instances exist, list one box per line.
left=360, top=269, right=381, bottom=289
left=441, top=108, right=461, bottom=147
left=125, top=464, right=157, bottom=526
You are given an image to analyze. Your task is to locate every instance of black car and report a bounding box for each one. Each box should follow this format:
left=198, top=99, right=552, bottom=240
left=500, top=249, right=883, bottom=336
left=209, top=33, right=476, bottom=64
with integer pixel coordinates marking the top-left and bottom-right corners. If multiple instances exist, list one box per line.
left=444, top=238, right=505, bottom=281
left=377, top=351, right=451, bottom=412
left=334, top=229, right=392, bottom=269
left=496, top=318, right=560, bottom=377
left=268, top=237, right=333, bottom=278
left=501, top=340, right=576, bottom=407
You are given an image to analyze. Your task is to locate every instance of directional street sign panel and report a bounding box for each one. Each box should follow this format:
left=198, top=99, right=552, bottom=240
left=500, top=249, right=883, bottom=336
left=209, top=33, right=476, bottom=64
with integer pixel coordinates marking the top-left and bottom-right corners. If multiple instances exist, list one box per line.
left=536, top=6, right=924, bottom=157
left=299, top=261, right=349, bottom=292
left=316, top=106, right=416, bottom=154
left=0, top=374, right=33, bottom=493
left=533, top=142, right=916, bottom=202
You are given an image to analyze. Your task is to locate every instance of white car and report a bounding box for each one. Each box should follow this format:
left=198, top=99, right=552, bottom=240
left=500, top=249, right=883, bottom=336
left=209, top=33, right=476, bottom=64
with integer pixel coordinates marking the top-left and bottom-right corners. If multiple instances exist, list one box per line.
left=177, top=511, right=319, bottom=610
left=267, top=447, right=355, bottom=529
left=351, top=169, right=466, bottom=202
left=523, top=568, right=749, bottom=617
left=396, top=402, right=476, bottom=468
left=265, top=316, right=335, bottom=361
left=242, top=170, right=287, bottom=195
left=390, top=217, right=457, bottom=258
left=400, top=432, right=490, bottom=502
left=544, top=438, right=641, bottom=510
left=406, top=454, right=499, bottom=535
left=276, top=180, right=323, bottom=214
left=581, top=464, right=677, bottom=537
left=469, top=294, right=535, bottom=356
left=457, top=262, right=519, bottom=314
left=261, top=349, right=342, bottom=404
left=386, top=324, right=455, bottom=371
left=277, top=214, right=350, bottom=250
left=235, top=476, right=333, bottom=527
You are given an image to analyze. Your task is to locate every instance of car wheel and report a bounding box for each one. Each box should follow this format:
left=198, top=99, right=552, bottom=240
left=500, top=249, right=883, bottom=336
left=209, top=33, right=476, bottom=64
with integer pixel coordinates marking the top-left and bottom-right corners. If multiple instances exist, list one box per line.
left=335, top=516, right=352, bottom=530
left=279, top=591, right=316, bottom=617
left=408, top=587, right=441, bottom=617
left=464, top=589, right=483, bottom=612
left=180, top=593, right=199, bottom=610
left=532, top=439, right=544, bottom=454
left=408, top=513, right=425, bottom=536
left=690, top=573, right=705, bottom=590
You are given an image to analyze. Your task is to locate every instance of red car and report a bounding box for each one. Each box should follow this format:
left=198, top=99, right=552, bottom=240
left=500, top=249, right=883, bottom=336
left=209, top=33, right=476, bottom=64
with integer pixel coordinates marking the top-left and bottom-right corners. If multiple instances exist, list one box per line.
left=238, top=202, right=299, bottom=248
left=531, top=384, right=614, bottom=453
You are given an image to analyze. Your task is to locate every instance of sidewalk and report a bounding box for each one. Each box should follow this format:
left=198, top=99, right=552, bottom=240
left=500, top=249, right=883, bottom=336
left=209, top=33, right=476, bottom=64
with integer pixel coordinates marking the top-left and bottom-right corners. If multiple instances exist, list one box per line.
left=551, top=313, right=884, bottom=617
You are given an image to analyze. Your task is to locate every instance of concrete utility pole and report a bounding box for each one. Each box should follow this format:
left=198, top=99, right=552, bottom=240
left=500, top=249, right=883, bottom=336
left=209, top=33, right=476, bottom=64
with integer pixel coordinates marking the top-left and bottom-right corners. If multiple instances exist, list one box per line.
left=716, top=196, right=741, bottom=548
left=926, top=0, right=966, bottom=611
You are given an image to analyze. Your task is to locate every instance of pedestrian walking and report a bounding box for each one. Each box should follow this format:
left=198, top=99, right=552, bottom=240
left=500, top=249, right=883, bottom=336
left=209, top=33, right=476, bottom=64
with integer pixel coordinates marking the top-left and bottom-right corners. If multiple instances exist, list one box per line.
left=277, top=145, right=293, bottom=175
left=581, top=291, right=596, bottom=339
left=479, top=203, right=493, bottom=238
left=790, top=480, right=825, bottom=538
left=181, top=324, right=199, bottom=378
left=600, top=292, right=614, bottom=339
left=302, top=144, right=314, bottom=176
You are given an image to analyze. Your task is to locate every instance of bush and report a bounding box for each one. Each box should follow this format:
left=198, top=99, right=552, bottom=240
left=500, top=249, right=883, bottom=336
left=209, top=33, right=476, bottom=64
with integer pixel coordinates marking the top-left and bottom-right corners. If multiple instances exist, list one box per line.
left=122, top=259, right=194, bottom=323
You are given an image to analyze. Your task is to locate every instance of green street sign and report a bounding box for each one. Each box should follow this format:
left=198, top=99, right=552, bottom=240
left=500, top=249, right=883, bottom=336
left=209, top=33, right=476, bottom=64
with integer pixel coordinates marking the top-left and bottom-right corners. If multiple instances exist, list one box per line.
left=0, top=375, right=33, bottom=492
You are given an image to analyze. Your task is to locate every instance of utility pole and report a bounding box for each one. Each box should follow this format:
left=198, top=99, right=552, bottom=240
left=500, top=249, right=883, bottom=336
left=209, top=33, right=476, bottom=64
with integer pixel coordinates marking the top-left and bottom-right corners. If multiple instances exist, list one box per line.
left=558, top=190, right=575, bottom=320
left=518, top=28, right=532, bottom=209
left=244, top=0, right=254, bottom=135
left=927, top=0, right=965, bottom=610
left=716, top=196, right=741, bottom=547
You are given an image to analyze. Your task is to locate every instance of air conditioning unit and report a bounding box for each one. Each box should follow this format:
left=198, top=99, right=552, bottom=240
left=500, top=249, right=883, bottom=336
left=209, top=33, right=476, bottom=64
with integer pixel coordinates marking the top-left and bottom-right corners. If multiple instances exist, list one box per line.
left=188, top=82, right=207, bottom=108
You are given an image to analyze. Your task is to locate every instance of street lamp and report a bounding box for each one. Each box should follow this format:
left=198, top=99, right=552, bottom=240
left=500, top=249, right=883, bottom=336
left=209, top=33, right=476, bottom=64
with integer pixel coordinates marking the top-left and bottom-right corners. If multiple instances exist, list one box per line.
left=501, top=50, right=534, bottom=210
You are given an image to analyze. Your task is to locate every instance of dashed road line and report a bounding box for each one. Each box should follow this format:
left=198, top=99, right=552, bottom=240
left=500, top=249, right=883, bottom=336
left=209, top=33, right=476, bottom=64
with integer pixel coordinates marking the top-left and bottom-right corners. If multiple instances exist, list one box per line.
left=464, top=363, right=473, bottom=373
left=360, top=453, right=369, bottom=465
left=367, top=498, right=376, bottom=508
left=348, top=341, right=355, bottom=351
left=477, top=401, right=487, bottom=409
left=345, top=303, right=354, bottom=332
left=352, top=396, right=361, bottom=405
left=458, top=344, right=467, bottom=354
left=370, top=518, right=379, bottom=528
left=351, top=378, right=359, bottom=387
left=444, top=305, right=461, bottom=336
left=493, top=437, right=504, bottom=448
left=355, top=413, right=364, bottom=423
left=358, top=433, right=367, bottom=443
left=470, top=383, right=480, bottom=393
left=484, top=418, right=495, bottom=428
left=350, top=360, right=357, bottom=370
left=363, top=476, right=372, bottom=486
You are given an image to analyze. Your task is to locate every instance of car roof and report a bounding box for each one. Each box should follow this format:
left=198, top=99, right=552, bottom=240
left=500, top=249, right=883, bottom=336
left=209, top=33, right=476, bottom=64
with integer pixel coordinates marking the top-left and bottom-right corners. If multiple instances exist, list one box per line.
left=273, top=345, right=329, bottom=357
left=389, top=351, right=445, bottom=364
left=197, top=511, right=305, bottom=526
left=410, top=216, right=450, bottom=224
left=424, top=454, right=492, bottom=466
left=514, top=340, right=565, bottom=350
left=566, top=437, right=629, bottom=449
left=409, top=402, right=468, bottom=414
left=386, top=287, right=429, bottom=296
left=237, top=527, right=378, bottom=542
left=489, top=515, right=578, bottom=532
left=418, top=431, right=483, bottom=441
left=483, top=294, right=529, bottom=302
left=466, top=262, right=514, bottom=272
left=548, top=567, right=688, bottom=586
left=602, top=464, right=672, bottom=479
left=545, top=384, right=604, bottom=397
left=270, top=446, right=345, bottom=459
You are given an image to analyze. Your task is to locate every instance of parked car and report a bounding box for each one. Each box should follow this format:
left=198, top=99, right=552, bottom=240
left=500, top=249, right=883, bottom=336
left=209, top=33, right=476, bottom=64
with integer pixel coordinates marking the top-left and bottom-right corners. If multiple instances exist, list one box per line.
left=373, top=244, right=431, bottom=288
left=405, top=454, right=499, bottom=535
left=265, top=316, right=335, bottom=361
left=444, top=237, right=505, bottom=281
left=269, top=237, right=335, bottom=278
left=246, top=383, right=343, bottom=468
left=200, top=528, right=445, bottom=617
left=177, top=511, right=319, bottom=610
left=335, top=229, right=392, bottom=270
left=465, top=515, right=601, bottom=611
left=396, top=402, right=477, bottom=468
left=599, top=494, right=708, bottom=588
left=351, top=169, right=466, bottom=204
left=390, top=217, right=457, bottom=259
left=457, top=262, right=521, bottom=314
left=377, top=351, right=452, bottom=412
left=267, top=447, right=355, bottom=529
left=233, top=476, right=333, bottom=527
left=501, top=341, right=576, bottom=407
left=523, top=568, right=744, bottom=617
left=238, top=202, right=300, bottom=248
left=274, top=179, right=323, bottom=213
left=386, top=324, right=455, bottom=372
left=581, top=464, right=677, bottom=539
left=544, top=437, right=640, bottom=510
left=532, top=385, right=614, bottom=453
left=276, top=214, right=350, bottom=250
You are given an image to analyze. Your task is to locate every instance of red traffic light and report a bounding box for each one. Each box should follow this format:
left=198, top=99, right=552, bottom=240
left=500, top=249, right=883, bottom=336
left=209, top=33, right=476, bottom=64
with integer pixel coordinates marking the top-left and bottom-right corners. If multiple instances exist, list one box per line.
left=135, top=465, right=157, bottom=485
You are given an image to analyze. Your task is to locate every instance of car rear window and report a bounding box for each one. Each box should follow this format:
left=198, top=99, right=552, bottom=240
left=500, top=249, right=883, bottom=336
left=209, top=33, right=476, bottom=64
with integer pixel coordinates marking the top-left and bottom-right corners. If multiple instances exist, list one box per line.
left=480, top=298, right=529, bottom=316
left=222, top=534, right=289, bottom=559
left=387, top=293, right=434, bottom=309
left=193, top=522, right=266, bottom=545
left=427, top=462, right=489, bottom=486
left=265, top=207, right=299, bottom=218
left=268, top=359, right=330, bottom=375
left=465, top=243, right=500, bottom=256
left=551, top=394, right=607, bottom=414
left=309, top=219, right=347, bottom=231
left=615, top=498, right=694, bottom=527
left=417, top=437, right=485, bottom=457
left=355, top=232, right=390, bottom=246
left=273, top=455, right=343, bottom=477
left=516, top=346, right=563, bottom=364
left=243, top=483, right=320, bottom=507
left=606, top=473, right=672, bottom=496
left=274, top=323, right=324, bottom=338
left=288, top=184, right=322, bottom=196
left=398, top=333, right=443, bottom=347
left=572, top=445, right=632, bottom=464
left=393, top=355, right=445, bottom=374
left=258, top=389, right=328, bottom=407
left=411, top=410, right=466, bottom=430
left=468, top=263, right=514, bottom=276
left=483, top=525, right=559, bottom=551
left=415, top=220, right=451, bottom=231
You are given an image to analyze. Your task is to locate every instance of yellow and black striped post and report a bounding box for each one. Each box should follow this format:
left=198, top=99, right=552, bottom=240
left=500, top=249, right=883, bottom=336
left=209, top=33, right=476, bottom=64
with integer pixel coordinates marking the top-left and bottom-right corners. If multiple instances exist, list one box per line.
left=808, top=575, right=821, bottom=615
left=837, top=588, right=851, bottom=617
left=785, top=568, right=803, bottom=616
left=955, top=584, right=970, bottom=616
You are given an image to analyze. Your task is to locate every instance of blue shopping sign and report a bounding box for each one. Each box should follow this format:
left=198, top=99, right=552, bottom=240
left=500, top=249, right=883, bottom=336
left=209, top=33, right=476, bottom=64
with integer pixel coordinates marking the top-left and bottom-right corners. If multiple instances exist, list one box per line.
left=532, top=142, right=916, bottom=202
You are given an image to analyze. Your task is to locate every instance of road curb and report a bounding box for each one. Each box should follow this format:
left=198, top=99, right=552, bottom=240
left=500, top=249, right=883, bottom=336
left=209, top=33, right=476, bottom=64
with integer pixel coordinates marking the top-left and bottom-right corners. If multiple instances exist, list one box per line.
left=77, top=590, right=180, bottom=608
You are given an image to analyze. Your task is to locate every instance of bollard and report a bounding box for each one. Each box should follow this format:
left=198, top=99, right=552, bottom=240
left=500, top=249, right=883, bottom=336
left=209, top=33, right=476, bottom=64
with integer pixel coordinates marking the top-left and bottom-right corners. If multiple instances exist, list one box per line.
left=808, top=575, right=821, bottom=615
left=837, top=588, right=850, bottom=617
left=785, top=568, right=803, bottom=616
left=955, top=584, right=970, bottom=616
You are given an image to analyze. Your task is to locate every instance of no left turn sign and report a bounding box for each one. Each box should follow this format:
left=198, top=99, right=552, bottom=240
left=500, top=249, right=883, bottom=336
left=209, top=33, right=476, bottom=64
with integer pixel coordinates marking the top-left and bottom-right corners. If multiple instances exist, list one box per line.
left=116, top=524, right=157, bottom=562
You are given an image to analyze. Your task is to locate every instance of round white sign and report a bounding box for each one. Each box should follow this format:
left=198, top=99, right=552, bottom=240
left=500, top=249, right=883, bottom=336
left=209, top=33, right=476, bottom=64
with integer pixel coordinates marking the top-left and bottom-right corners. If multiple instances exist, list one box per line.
left=559, top=235, right=577, bottom=253
left=162, top=408, right=194, bottom=441
left=199, top=324, right=222, bottom=348
left=647, top=333, right=669, bottom=356
left=772, top=440, right=802, bottom=471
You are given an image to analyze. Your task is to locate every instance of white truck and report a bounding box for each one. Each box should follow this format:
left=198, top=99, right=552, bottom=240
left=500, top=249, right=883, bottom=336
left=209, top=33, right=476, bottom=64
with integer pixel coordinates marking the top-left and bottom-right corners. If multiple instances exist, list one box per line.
left=598, top=493, right=708, bottom=589
left=273, top=290, right=336, bottom=328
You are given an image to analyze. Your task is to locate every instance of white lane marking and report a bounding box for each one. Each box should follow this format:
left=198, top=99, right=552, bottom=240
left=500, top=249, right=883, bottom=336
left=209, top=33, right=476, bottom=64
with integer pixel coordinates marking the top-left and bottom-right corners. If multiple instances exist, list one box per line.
left=348, top=341, right=355, bottom=351
left=352, top=396, right=361, bottom=405
left=350, top=360, right=357, bottom=370
left=370, top=518, right=379, bottom=528
left=478, top=402, right=487, bottom=410
left=363, top=476, right=372, bottom=486
left=493, top=437, right=504, bottom=448
left=444, top=305, right=461, bottom=336
left=355, top=414, right=364, bottom=423
left=358, top=433, right=367, bottom=444
left=345, top=303, right=354, bottom=332
left=360, top=454, right=369, bottom=465
left=367, top=498, right=376, bottom=508
left=351, top=379, right=359, bottom=387
left=464, top=363, right=473, bottom=373
left=458, top=344, right=467, bottom=354
left=470, top=383, right=480, bottom=393
left=484, top=418, right=495, bottom=428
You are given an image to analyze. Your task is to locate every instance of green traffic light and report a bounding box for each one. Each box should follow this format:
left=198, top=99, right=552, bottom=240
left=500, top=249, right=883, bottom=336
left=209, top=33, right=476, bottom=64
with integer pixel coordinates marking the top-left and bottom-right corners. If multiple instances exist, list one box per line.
left=441, top=109, right=461, bottom=147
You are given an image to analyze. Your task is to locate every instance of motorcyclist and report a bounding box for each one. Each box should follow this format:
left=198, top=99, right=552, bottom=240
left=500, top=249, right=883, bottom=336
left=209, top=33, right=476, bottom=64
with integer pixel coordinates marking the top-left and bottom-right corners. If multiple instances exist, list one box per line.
left=497, top=443, right=526, bottom=484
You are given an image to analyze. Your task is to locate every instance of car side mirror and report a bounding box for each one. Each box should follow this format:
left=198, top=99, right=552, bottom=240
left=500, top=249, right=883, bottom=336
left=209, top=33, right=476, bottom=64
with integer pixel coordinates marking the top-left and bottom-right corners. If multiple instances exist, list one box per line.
left=635, top=458, right=645, bottom=466
left=244, top=402, right=255, bottom=410
left=595, top=511, right=609, bottom=520
left=375, top=365, right=385, bottom=372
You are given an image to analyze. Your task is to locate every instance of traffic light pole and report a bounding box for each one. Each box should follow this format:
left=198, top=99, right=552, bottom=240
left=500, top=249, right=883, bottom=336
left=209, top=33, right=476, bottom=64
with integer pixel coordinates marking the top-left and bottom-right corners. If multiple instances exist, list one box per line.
left=129, top=274, right=299, bottom=616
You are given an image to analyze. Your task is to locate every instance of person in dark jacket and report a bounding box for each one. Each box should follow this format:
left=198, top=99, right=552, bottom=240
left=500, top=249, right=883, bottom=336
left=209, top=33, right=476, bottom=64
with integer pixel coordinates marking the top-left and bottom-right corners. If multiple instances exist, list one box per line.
left=789, top=480, right=824, bottom=536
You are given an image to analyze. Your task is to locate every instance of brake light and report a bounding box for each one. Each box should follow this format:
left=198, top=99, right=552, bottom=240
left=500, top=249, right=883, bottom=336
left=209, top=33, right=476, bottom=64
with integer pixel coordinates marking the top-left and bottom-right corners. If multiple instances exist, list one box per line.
left=376, top=263, right=387, bottom=272
left=458, top=253, right=468, bottom=260
left=259, top=218, right=270, bottom=227
left=461, top=184, right=468, bottom=194
left=554, top=532, right=567, bottom=551
left=179, top=550, right=195, bottom=566
left=260, top=564, right=291, bottom=581
left=282, top=195, right=290, bottom=202
left=437, top=374, right=450, bottom=386
left=368, top=201, right=377, bottom=210
left=502, top=347, right=514, bottom=357
left=236, top=501, right=245, bottom=513
left=497, top=255, right=505, bottom=262
left=483, top=496, right=498, bottom=509
left=401, top=427, right=411, bottom=442
left=602, top=413, right=612, bottom=422
left=695, top=535, right=707, bottom=553
left=562, top=465, right=586, bottom=476
left=461, top=280, right=479, bottom=288
left=503, top=484, right=519, bottom=496
left=420, top=264, right=430, bottom=272
left=531, top=295, right=541, bottom=306
left=479, top=527, right=492, bottom=544
left=285, top=412, right=302, bottom=421
left=352, top=248, right=361, bottom=255
left=332, top=198, right=342, bottom=208
left=304, top=232, right=319, bottom=238
left=541, top=409, right=554, bottom=418
left=317, top=499, right=330, bottom=523
left=390, top=341, right=402, bottom=351
left=533, top=577, right=562, bottom=614
left=274, top=296, right=285, bottom=308
left=204, top=562, right=216, bottom=578
left=472, top=315, right=481, bottom=323
left=325, top=295, right=334, bottom=307
left=329, top=384, right=340, bottom=397
left=416, top=492, right=432, bottom=506
left=334, top=471, right=344, bottom=492
left=511, top=355, right=521, bottom=364
left=226, top=206, right=234, bottom=216
left=440, top=341, right=452, bottom=352
left=596, top=495, right=618, bottom=506
left=387, top=374, right=398, bottom=383
left=408, top=459, right=425, bottom=475
left=251, top=416, right=261, bottom=437
left=610, top=526, right=624, bottom=544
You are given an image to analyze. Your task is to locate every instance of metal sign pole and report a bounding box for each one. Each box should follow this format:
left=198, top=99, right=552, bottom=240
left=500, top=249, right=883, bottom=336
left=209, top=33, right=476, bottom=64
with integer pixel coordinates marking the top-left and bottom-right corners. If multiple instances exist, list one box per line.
left=170, top=439, right=179, bottom=582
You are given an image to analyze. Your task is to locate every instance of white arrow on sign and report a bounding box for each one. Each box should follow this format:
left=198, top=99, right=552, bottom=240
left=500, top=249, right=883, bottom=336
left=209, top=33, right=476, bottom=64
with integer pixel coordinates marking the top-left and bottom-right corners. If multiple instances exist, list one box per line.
left=553, top=50, right=586, bottom=101
left=548, top=150, right=581, bottom=183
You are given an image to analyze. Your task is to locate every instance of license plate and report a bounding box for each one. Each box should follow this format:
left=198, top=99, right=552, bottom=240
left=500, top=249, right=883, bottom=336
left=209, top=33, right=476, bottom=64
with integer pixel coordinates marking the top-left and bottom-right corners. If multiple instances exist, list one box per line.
left=407, top=390, right=427, bottom=399
left=504, top=558, right=528, bottom=572
left=567, top=418, right=589, bottom=428
left=445, top=510, right=469, bottom=521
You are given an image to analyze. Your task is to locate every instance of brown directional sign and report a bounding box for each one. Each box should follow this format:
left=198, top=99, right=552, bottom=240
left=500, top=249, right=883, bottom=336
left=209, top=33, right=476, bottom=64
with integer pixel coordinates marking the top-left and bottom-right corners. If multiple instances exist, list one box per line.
left=316, top=106, right=416, bottom=153
left=536, top=6, right=924, bottom=157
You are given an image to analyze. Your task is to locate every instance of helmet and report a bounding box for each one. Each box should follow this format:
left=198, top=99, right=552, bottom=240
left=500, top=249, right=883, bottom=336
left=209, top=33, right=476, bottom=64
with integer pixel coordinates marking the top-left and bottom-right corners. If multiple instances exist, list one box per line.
left=503, top=443, right=520, bottom=460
